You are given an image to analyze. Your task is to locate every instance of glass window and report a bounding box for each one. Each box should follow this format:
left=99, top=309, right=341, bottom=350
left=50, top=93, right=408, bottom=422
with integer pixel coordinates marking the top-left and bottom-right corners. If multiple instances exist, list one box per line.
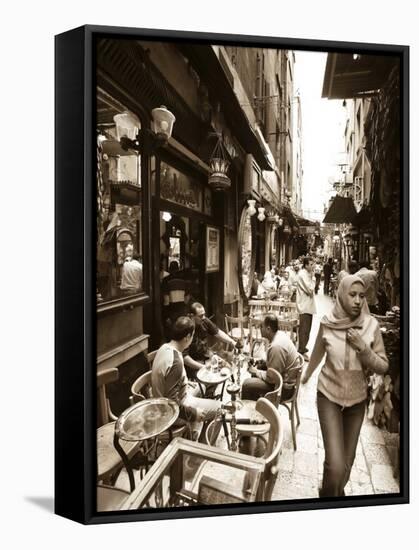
left=96, top=88, right=144, bottom=304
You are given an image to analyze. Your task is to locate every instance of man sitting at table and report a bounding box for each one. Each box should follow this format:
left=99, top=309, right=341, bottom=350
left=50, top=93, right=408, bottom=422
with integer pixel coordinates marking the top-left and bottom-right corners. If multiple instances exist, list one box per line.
left=152, top=316, right=222, bottom=440
left=242, top=313, right=300, bottom=402
left=183, top=302, right=236, bottom=376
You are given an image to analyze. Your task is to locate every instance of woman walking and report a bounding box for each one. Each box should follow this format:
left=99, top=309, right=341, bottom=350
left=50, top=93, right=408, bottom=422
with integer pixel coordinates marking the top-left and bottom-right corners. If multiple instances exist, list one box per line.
left=301, top=275, right=388, bottom=497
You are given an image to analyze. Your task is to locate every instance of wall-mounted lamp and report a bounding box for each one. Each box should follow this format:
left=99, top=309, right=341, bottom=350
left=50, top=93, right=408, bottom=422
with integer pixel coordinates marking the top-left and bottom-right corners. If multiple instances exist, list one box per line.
left=115, top=105, right=176, bottom=155
left=257, top=207, right=266, bottom=222
left=247, top=199, right=257, bottom=216
left=162, top=211, right=172, bottom=222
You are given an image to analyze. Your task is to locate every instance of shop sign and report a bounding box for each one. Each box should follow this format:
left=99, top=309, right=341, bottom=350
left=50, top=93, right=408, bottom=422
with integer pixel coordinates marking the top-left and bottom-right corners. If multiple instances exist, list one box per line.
left=160, top=162, right=202, bottom=212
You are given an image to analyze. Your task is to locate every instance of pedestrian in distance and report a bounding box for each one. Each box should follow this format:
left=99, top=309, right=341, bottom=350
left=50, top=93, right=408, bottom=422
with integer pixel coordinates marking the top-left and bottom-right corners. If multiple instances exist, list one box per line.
left=296, top=256, right=316, bottom=360
left=314, top=261, right=322, bottom=294
left=301, top=275, right=389, bottom=497
left=323, top=258, right=333, bottom=296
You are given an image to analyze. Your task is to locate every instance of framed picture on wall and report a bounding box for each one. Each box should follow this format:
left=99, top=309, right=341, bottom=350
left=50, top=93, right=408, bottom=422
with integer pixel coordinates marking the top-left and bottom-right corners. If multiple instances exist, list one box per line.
left=55, top=24, right=409, bottom=525
left=205, top=225, right=220, bottom=273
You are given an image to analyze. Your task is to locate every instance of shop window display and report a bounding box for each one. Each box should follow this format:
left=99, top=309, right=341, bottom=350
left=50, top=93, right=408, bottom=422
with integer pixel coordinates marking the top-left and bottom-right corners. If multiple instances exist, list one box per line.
left=96, top=90, right=144, bottom=303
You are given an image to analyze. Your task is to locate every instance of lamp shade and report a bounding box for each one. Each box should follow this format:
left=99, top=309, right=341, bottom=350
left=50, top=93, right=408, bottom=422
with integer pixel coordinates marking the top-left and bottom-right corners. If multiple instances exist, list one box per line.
left=247, top=199, right=256, bottom=216
left=151, top=105, right=176, bottom=140
left=113, top=111, right=141, bottom=140
left=257, top=207, right=266, bottom=222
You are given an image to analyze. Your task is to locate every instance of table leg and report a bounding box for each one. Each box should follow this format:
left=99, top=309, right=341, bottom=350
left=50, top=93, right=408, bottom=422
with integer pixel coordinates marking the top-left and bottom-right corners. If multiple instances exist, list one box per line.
left=113, top=432, right=135, bottom=492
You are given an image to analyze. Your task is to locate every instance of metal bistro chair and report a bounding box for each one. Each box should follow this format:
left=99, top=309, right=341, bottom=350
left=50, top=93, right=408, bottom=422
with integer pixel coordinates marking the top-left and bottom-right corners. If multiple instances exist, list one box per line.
left=248, top=316, right=265, bottom=358
left=279, top=353, right=304, bottom=450
left=205, top=396, right=284, bottom=502
left=97, top=368, right=140, bottom=486
left=235, top=369, right=283, bottom=457
left=204, top=369, right=282, bottom=456
left=255, top=397, right=285, bottom=501
left=224, top=314, right=250, bottom=343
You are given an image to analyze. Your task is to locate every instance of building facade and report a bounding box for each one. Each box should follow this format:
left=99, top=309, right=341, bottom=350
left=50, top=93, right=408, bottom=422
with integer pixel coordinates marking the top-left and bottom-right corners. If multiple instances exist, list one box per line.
left=95, top=40, right=304, bottom=416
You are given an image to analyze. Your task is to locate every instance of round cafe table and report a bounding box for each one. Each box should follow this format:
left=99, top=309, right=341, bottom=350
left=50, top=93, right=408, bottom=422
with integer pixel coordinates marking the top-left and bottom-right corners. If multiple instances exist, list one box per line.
left=113, top=397, right=179, bottom=491
left=196, top=363, right=232, bottom=400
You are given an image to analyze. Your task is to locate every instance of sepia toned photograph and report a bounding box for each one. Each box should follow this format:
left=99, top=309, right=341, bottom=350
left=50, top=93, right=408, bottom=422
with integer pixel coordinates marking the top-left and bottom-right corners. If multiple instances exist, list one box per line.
left=91, top=30, right=406, bottom=518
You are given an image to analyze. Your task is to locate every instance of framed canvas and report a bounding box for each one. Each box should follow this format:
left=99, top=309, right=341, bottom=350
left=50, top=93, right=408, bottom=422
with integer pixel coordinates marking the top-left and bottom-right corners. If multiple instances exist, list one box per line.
left=55, top=25, right=409, bottom=525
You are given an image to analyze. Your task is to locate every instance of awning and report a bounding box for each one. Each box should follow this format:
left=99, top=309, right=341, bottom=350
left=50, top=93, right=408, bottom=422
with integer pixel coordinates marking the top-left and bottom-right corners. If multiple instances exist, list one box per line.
left=322, top=53, right=399, bottom=99
left=295, top=214, right=317, bottom=227
left=179, top=44, right=274, bottom=171
left=281, top=205, right=299, bottom=227
left=323, top=196, right=357, bottom=224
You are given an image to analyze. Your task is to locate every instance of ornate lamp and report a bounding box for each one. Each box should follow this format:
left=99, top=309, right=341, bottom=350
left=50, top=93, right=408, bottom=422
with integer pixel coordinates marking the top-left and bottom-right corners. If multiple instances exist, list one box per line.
left=208, top=134, right=231, bottom=191
left=116, top=105, right=176, bottom=155
left=257, top=207, right=266, bottom=222
left=247, top=199, right=257, bottom=216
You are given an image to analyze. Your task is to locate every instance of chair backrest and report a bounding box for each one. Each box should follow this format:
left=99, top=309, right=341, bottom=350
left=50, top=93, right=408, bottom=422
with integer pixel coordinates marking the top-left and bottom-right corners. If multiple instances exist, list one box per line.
left=255, top=397, right=284, bottom=501
left=281, top=353, right=304, bottom=403
left=97, top=367, right=119, bottom=426
left=224, top=315, right=248, bottom=341
left=248, top=316, right=263, bottom=349
left=264, top=369, right=283, bottom=408
left=130, top=370, right=152, bottom=405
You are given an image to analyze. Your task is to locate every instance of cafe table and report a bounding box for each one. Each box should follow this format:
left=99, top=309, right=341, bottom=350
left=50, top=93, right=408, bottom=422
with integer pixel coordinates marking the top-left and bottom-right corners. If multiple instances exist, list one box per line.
left=196, top=361, right=232, bottom=400
left=113, top=397, right=180, bottom=492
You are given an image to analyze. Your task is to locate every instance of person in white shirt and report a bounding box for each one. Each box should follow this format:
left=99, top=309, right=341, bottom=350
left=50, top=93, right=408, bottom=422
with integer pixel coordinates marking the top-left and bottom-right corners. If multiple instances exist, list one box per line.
left=120, top=253, right=142, bottom=293
left=296, top=256, right=316, bottom=359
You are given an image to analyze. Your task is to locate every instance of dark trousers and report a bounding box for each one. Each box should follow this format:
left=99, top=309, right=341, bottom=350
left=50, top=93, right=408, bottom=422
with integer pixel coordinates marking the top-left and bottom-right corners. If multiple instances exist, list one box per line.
left=298, top=313, right=312, bottom=354
left=314, top=273, right=321, bottom=294
left=323, top=275, right=330, bottom=295
left=242, top=377, right=294, bottom=402
left=317, top=391, right=366, bottom=497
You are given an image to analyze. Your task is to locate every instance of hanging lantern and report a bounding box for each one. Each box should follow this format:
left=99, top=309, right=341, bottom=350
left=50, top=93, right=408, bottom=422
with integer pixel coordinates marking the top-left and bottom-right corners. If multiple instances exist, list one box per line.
left=208, top=134, right=231, bottom=191
left=257, top=207, right=266, bottom=222
left=247, top=199, right=257, bottom=216
left=151, top=105, right=176, bottom=141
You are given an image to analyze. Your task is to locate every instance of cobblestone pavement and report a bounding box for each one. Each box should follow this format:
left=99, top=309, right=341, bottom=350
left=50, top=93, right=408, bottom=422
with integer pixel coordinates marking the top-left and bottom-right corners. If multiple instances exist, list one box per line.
left=272, top=289, right=400, bottom=501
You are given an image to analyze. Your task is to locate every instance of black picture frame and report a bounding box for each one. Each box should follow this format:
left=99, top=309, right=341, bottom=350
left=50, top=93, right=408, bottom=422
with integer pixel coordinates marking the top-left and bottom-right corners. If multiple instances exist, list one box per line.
left=55, top=24, right=409, bottom=525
